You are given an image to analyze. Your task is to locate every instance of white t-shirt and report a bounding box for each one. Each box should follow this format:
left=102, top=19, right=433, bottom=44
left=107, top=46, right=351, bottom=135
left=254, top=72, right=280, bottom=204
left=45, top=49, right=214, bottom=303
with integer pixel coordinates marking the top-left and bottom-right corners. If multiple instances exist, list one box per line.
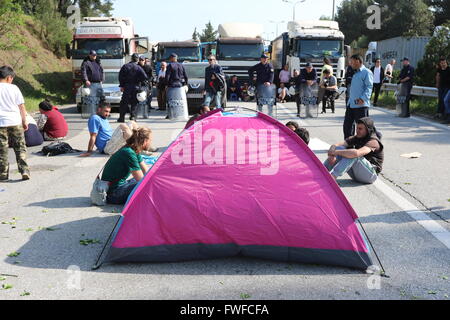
left=0, top=83, right=25, bottom=127
left=385, top=64, right=393, bottom=76
left=373, top=66, right=382, bottom=84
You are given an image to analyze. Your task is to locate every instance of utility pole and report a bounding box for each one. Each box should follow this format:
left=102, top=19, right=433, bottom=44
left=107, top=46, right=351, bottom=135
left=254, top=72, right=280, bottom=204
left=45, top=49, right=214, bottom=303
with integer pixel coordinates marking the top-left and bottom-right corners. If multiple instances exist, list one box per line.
left=282, top=0, right=306, bottom=21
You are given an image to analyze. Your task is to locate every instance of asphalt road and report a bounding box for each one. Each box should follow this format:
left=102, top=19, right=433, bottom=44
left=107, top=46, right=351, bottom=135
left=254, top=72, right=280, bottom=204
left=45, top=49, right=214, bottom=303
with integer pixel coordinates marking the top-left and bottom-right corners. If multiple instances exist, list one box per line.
left=0, top=98, right=449, bottom=300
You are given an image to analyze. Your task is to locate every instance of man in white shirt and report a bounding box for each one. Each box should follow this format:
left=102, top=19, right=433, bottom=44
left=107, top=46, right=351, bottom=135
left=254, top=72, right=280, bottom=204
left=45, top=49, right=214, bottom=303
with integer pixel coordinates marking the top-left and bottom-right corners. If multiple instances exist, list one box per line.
left=370, top=58, right=385, bottom=106
left=385, top=59, right=395, bottom=83
left=0, top=66, right=30, bottom=182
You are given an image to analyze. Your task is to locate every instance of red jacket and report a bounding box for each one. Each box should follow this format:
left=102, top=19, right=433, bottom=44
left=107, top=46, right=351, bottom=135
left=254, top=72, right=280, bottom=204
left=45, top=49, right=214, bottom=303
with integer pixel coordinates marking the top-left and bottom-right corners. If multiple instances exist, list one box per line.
left=43, top=107, right=68, bottom=138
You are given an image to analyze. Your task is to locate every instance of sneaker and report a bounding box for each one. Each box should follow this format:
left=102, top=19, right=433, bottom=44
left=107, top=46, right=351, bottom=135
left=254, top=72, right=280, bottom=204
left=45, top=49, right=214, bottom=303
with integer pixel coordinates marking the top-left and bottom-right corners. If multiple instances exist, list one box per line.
left=22, top=173, right=30, bottom=181
left=0, top=176, right=9, bottom=182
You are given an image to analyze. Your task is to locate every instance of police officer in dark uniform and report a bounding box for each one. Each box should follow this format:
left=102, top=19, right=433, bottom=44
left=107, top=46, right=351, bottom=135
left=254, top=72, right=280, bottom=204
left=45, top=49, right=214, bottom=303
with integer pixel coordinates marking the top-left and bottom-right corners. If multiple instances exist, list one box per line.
left=248, top=54, right=275, bottom=114
left=118, top=53, right=148, bottom=122
left=398, top=57, right=415, bottom=118
left=165, top=53, right=189, bottom=119
left=80, top=50, right=104, bottom=116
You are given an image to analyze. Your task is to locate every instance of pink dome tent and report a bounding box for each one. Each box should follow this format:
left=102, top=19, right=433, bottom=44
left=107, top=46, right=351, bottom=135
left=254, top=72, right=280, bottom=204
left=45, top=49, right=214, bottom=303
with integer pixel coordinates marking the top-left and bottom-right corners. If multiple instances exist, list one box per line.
left=97, top=110, right=374, bottom=270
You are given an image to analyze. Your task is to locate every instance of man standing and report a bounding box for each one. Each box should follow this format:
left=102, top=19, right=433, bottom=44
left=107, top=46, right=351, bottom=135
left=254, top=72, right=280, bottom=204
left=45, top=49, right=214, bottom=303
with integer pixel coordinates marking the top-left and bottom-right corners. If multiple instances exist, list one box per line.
left=138, top=56, right=153, bottom=118
left=370, top=58, right=385, bottom=106
left=80, top=50, right=104, bottom=116
left=156, top=61, right=168, bottom=111
left=203, top=55, right=225, bottom=112
left=165, top=53, right=189, bottom=120
left=343, top=55, right=373, bottom=139
left=436, top=57, right=450, bottom=123
left=118, top=53, right=148, bottom=122
left=0, top=66, right=30, bottom=181
left=296, top=63, right=317, bottom=118
left=398, top=57, right=414, bottom=118
left=248, top=54, right=275, bottom=116
left=384, top=59, right=396, bottom=83
left=320, top=69, right=338, bottom=114
left=345, top=60, right=355, bottom=105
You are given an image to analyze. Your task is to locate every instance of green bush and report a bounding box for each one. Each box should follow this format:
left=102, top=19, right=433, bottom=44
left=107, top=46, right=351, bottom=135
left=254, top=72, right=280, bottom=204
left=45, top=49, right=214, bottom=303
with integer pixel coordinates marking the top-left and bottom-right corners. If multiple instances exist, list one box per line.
left=0, top=0, right=26, bottom=51
left=416, top=23, right=450, bottom=86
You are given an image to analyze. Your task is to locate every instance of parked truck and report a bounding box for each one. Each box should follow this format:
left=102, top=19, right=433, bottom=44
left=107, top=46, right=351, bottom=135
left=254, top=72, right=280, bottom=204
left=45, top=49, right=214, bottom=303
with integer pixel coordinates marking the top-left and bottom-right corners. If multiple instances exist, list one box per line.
left=364, top=36, right=431, bottom=70
left=152, top=41, right=202, bottom=76
left=270, top=20, right=348, bottom=84
left=216, top=23, right=266, bottom=82
left=66, top=17, right=149, bottom=96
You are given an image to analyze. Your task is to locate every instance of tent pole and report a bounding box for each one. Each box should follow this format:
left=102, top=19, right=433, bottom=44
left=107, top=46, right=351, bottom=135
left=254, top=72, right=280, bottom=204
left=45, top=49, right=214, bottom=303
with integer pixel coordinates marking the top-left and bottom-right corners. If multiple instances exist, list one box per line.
left=358, top=220, right=390, bottom=278
left=92, top=215, right=122, bottom=271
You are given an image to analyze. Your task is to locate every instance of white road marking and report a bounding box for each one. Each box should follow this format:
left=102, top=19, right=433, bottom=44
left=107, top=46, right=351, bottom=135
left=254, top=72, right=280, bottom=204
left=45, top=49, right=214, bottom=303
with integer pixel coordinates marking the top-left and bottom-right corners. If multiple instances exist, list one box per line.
left=277, top=102, right=450, bottom=250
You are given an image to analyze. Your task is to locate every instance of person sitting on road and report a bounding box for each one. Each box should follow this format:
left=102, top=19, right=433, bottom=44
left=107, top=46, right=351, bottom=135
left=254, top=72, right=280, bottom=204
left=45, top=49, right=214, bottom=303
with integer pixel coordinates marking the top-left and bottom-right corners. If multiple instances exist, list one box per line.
left=9, top=113, right=43, bottom=148
left=227, top=75, right=241, bottom=101
left=324, top=117, right=384, bottom=184
left=277, top=82, right=289, bottom=103
left=286, top=121, right=310, bottom=145
left=80, top=103, right=113, bottom=157
left=37, top=99, right=68, bottom=141
left=101, top=127, right=152, bottom=205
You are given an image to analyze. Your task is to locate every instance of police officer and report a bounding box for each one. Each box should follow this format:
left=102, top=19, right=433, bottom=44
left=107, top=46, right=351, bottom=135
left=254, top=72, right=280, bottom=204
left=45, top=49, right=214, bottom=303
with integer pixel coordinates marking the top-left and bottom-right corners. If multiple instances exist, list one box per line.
left=118, top=53, right=148, bottom=122
left=165, top=53, right=189, bottom=119
left=248, top=54, right=275, bottom=114
left=138, top=56, right=154, bottom=118
left=398, top=57, right=414, bottom=118
left=80, top=50, right=104, bottom=116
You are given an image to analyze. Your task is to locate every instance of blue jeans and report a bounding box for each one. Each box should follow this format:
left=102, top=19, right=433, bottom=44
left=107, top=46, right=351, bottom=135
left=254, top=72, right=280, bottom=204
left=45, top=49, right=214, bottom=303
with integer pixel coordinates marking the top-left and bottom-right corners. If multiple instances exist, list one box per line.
left=444, top=89, right=450, bottom=115
left=203, top=91, right=222, bottom=109
left=324, top=147, right=378, bottom=184
left=438, top=87, right=449, bottom=114
left=106, top=179, right=138, bottom=205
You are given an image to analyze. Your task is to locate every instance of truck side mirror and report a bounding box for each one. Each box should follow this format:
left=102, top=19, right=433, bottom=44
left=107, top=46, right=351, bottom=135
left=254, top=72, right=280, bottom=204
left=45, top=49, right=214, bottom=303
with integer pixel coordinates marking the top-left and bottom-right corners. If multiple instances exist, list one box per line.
left=65, top=43, right=72, bottom=59
left=125, top=40, right=130, bottom=55
left=344, top=45, right=351, bottom=58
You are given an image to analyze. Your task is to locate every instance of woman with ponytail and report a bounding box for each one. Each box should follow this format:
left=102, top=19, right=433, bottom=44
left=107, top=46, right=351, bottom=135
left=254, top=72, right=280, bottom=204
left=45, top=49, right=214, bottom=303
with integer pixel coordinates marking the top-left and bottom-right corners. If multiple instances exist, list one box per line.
left=101, top=127, right=152, bottom=204
left=37, top=99, right=68, bottom=140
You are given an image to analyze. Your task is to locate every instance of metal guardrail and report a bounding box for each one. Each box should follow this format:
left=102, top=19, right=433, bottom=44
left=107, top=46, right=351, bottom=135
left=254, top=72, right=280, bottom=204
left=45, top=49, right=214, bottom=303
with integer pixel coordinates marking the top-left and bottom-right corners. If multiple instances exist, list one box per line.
left=381, top=83, right=438, bottom=98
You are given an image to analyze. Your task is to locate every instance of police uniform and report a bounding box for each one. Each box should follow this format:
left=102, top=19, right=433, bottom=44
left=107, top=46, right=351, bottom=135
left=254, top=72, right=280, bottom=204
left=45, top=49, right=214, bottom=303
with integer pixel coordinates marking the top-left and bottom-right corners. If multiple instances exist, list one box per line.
left=165, top=62, right=188, bottom=88
left=248, top=59, right=275, bottom=114
left=80, top=52, right=104, bottom=117
left=398, top=59, right=415, bottom=117
left=118, top=57, right=148, bottom=122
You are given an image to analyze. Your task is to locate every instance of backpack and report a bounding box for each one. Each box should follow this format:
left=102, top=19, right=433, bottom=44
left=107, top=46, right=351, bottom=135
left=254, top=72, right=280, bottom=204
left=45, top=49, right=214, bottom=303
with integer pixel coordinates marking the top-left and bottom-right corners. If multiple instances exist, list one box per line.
left=41, top=142, right=82, bottom=157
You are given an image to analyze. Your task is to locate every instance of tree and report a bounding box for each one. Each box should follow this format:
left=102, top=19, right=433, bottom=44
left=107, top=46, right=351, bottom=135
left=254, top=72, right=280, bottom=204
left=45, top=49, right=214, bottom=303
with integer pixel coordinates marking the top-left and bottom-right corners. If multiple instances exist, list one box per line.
left=192, top=27, right=199, bottom=42
left=415, top=22, right=450, bottom=86
left=424, top=0, right=450, bottom=26
left=200, top=21, right=217, bottom=42
left=319, top=15, right=332, bottom=20
left=35, top=0, right=72, bottom=57
left=336, top=0, right=434, bottom=45
left=0, top=0, right=25, bottom=51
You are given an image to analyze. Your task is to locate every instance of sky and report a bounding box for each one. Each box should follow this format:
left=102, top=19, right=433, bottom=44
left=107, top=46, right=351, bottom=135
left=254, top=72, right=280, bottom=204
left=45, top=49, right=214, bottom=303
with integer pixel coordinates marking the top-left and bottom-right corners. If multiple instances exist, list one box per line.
left=112, top=0, right=345, bottom=43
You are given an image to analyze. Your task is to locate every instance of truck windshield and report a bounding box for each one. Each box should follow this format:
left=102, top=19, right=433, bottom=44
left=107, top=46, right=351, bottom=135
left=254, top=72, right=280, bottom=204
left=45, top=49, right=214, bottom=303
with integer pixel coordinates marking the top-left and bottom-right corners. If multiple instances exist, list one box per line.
left=72, top=39, right=124, bottom=59
left=159, top=47, right=200, bottom=62
left=184, top=65, right=206, bottom=79
left=104, top=72, right=119, bottom=84
left=297, top=40, right=342, bottom=59
left=216, top=43, right=265, bottom=61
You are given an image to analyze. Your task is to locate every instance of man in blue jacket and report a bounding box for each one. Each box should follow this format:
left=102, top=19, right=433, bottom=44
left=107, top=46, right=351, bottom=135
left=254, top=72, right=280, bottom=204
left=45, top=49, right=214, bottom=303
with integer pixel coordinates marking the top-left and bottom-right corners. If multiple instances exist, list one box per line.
left=343, top=55, right=373, bottom=139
